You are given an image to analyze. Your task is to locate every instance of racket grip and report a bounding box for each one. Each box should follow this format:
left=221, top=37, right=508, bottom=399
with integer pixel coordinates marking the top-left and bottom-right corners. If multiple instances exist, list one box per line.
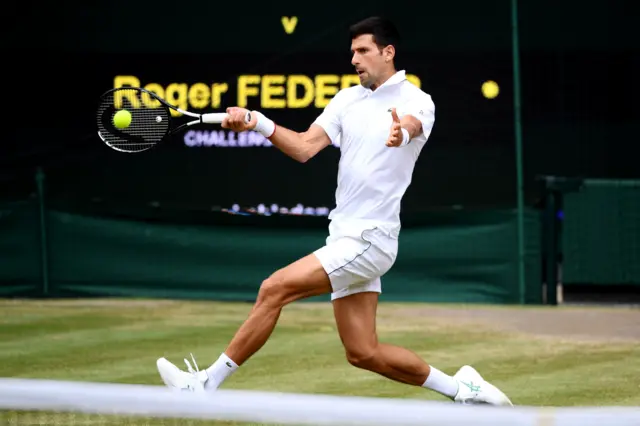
left=201, top=113, right=228, bottom=124
left=201, top=112, right=251, bottom=125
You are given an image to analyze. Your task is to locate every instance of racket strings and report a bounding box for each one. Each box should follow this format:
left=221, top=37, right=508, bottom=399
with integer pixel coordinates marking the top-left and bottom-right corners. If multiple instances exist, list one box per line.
left=97, top=88, right=171, bottom=153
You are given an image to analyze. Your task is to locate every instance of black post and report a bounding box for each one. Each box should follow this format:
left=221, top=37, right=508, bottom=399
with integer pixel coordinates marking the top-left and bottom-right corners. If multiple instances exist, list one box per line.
left=538, top=175, right=583, bottom=305
left=35, top=167, right=49, bottom=297
left=543, top=189, right=558, bottom=305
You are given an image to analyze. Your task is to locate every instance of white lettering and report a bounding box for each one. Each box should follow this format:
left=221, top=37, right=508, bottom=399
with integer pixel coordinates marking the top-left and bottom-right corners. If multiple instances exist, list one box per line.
left=227, top=132, right=237, bottom=147
left=237, top=132, right=248, bottom=147
left=184, top=130, right=275, bottom=147
left=183, top=130, right=341, bottom=149
left=224, top=203, right=331, bottom=216
left=183, top=130, right=340, bottom=148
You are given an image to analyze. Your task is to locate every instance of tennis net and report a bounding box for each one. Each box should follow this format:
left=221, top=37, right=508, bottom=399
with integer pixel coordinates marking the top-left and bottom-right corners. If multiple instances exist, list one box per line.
left=2, top=378, right=640, bottom=425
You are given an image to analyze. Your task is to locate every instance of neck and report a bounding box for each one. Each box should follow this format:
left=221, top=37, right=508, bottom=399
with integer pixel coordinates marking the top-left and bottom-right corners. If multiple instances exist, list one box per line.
left=370, top=68, right=397, bottom=91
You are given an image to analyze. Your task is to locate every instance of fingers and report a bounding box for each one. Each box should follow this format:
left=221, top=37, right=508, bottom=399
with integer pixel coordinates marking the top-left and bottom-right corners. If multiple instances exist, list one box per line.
left=386, top=132, right=401, bottom=147
left=390, top=107, right=400, bottom=123
left=386, top=119, right=401, bottom=147
left=222, top=107, right=249, bottom=130
left=386, top=113, right=402, bottom=147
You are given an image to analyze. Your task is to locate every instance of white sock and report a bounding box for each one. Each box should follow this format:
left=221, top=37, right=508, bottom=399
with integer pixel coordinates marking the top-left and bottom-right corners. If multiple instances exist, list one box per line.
left=201, top=353, right=238, bottom=390
left=422, top=366, right=459, bottom=399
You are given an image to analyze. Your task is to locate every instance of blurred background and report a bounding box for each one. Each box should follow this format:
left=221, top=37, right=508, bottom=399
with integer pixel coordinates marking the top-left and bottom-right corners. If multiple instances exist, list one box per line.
left=2, top=0, right=638, bottom=306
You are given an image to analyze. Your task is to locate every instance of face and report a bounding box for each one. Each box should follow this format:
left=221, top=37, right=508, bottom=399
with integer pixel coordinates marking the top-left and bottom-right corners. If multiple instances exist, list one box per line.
left=350, top=34, right=394, bottom=89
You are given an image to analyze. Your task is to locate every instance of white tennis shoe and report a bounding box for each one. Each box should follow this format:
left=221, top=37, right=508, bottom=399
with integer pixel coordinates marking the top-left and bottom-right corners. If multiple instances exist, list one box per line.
left=453, top=365, right=513, bottom=406
left=156, top=354, right=207, bottom=393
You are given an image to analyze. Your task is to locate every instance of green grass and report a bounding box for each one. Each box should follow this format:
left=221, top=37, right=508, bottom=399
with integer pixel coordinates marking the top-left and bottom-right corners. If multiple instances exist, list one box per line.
left=0, top=299, right=639, bottom=425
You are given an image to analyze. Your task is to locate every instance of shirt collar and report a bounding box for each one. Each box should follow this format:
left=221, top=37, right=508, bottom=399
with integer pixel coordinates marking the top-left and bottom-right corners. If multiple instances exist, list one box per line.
left=362, top=70, right=407, bottom=94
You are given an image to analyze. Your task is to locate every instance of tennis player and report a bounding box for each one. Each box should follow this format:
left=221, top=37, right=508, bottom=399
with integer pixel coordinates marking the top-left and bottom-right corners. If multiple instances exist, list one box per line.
left=157, top=16, right=512, bottom=406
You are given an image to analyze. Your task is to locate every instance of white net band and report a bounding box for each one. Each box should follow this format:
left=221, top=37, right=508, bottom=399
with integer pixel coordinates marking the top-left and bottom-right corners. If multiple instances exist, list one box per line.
left=1, top=378, right=639, bottom=426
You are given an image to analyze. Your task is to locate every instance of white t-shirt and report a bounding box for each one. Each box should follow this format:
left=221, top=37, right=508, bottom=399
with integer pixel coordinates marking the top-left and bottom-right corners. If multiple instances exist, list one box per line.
left=313, top=70, right=435, bottom=239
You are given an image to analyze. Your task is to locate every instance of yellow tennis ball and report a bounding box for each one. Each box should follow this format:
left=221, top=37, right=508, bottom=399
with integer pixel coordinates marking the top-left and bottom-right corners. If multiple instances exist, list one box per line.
left=482, top=80, right=499, bottom=99
left=113, top=109, right=132, bottom=129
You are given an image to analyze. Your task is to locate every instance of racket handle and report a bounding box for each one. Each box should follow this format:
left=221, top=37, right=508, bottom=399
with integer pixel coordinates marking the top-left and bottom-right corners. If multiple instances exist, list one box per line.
left=201, top=112, right=252, bottom=124
left=201, top=113, right=227, bottom=124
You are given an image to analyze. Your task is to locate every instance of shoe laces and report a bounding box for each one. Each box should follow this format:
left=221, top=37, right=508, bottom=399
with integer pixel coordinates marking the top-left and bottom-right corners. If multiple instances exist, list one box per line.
left=183, top=353, right=200, bottom=375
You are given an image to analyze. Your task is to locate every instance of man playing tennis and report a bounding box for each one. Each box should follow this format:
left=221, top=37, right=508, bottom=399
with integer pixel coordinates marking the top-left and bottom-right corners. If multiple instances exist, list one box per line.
left=157, top=16, right=512, bottom=406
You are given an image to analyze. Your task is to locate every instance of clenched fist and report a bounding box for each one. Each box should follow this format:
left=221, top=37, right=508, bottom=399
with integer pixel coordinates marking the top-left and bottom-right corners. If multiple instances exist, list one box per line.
left=222, top=107, right=257, bottom=132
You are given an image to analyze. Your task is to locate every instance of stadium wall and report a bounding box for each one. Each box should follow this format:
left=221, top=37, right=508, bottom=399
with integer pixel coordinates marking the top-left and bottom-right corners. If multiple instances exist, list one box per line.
left=0, top=197, right=543, bottom=304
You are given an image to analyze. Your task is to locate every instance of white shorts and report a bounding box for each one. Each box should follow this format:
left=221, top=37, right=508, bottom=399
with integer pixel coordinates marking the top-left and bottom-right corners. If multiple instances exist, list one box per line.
left=313, top=224, right=398, bottom=300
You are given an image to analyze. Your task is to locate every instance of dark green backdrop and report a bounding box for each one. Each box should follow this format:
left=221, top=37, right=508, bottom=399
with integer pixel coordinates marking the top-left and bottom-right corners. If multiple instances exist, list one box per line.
left=0, top=197, right=543, bottom=304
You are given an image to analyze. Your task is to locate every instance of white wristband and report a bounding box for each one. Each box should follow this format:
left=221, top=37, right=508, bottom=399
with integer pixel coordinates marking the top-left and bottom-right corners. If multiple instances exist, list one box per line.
left=252, top=111, right=276, bottom=138
left=400, top=128, right=411, bottom=146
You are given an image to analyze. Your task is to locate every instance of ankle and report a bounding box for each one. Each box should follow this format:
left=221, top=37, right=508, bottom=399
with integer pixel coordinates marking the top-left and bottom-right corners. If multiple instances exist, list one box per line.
left=422, top=366, right=459, bottom=399
left=204, top=353, right=239, bottom=390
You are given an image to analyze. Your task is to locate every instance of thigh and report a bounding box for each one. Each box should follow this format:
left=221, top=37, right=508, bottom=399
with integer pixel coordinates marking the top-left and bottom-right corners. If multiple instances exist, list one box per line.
left=331, top=277, right=381, bottom=301
left=264, top=253, right=333, bottom=305
left=332, top=292, right=379, bottom=351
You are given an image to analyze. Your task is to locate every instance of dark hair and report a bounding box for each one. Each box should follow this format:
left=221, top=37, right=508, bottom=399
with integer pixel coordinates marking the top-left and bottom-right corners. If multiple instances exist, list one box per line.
left=349, top=17, right=401, bottom=51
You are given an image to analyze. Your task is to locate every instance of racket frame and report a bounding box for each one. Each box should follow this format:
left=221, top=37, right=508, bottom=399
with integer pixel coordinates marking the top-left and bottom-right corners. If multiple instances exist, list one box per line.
left=97, top=86, right=250, bottom=152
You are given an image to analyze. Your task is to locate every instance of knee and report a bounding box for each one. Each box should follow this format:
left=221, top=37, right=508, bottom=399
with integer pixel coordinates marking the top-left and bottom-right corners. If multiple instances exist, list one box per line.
left=256, top=273, right=289, bottom=309
left=345, top=345, right=379, bottom=371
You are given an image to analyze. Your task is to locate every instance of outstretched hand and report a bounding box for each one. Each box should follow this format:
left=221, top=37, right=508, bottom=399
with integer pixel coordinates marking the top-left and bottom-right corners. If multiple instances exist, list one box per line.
left=385, top=108, right=403, bottom=147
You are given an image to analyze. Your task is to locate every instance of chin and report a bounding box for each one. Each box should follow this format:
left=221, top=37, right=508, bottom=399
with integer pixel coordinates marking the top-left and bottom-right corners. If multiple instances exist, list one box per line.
left=357, top=73, right=371, bottom=88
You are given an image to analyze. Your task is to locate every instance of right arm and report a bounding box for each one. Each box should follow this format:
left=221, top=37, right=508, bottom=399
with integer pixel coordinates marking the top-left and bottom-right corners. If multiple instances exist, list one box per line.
left=222, top=107, right=333, bottom=163
left=223, top=93, right=343, bottom=163
left=258, top=121, right=333, bottom=164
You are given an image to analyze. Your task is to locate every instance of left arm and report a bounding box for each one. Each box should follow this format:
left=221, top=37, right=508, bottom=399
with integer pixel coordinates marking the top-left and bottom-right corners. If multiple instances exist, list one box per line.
left=385, top=108, right=423, bottom=147
left=386, top=96, right=436, bottom=147
left=401, top=114, right=424, bottom=139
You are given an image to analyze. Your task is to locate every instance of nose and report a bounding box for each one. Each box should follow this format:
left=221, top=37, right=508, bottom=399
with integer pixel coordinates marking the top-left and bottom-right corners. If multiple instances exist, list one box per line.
left=351, top=53, right=359, bottom=66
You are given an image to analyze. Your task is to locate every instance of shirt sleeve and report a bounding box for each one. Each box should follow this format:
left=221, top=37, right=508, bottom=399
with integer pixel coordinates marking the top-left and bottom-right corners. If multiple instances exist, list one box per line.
left=400, top=94, right=436, bottom=144
left=312, top=91, right=343, bottom=145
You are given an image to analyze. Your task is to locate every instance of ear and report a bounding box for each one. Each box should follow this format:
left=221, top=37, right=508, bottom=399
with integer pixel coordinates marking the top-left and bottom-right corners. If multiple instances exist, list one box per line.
left=384, top=45, right=395, bottom=62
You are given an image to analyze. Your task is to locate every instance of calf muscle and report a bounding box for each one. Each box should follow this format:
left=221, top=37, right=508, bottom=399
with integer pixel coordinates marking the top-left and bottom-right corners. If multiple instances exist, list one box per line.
left=333, top=292, right=430, bottom=386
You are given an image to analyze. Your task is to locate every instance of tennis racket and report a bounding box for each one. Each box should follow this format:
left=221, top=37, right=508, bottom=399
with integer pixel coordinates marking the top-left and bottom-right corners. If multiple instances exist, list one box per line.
left=96, top=86, right=250, bottom=153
